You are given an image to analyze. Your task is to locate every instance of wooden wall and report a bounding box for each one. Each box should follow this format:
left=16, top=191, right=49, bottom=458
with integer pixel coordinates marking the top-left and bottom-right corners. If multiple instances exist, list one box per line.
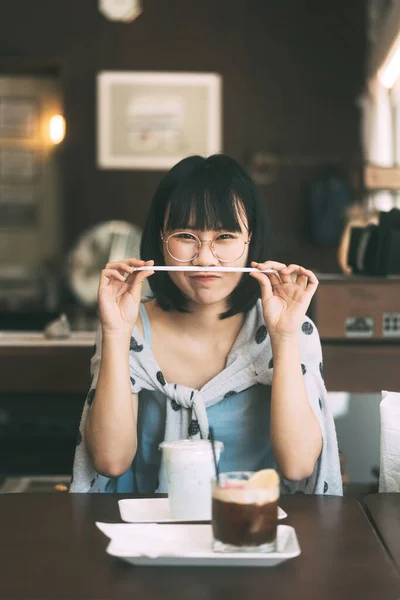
left=0, top=0, right=367, bottom=272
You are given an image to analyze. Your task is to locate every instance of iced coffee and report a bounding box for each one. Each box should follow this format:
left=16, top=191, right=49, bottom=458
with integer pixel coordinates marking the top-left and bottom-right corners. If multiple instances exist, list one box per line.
left=212, top=470, right=280, bottom=552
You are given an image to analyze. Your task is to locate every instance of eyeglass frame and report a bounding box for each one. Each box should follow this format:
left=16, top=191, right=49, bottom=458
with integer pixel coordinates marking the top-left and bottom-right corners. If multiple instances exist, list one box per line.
left=160, top=230, right=252, bottom=263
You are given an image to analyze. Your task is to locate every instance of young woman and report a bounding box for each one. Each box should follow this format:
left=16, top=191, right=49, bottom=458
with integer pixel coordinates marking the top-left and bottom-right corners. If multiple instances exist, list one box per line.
left=71, top=154, right=342, bottom=495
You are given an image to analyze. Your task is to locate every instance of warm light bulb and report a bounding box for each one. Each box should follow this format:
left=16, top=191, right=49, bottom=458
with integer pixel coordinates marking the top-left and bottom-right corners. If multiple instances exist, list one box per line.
left=49, top=114, right=65, bottom=144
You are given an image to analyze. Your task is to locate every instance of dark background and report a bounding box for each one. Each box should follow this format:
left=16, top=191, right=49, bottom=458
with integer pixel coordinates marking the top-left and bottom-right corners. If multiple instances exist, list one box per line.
left=0, top=0, right=367, bottom=272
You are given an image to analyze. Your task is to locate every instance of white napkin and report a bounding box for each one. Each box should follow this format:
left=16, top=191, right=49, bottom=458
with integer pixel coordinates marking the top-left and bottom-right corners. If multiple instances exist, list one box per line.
left=96, top=522, right=210, bottom=558
left=379, top=390, right=400, bottom=492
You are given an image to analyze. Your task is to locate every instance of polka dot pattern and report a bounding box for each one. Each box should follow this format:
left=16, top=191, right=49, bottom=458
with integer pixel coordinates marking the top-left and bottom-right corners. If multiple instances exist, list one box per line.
left=189, top=420, right=200, bottom=436
left=255, top=325, right=268, bottom=344
left=87, top=389, right=96, bottom=406
left=105, top=479, right=114, bottom=492
left=302, top=322, right=314, bottom=335
left=156, top=371, right=166, bottom=386
left=171, top=400, right=181, bottom=411
left=130, top=337, right=143, bottom=352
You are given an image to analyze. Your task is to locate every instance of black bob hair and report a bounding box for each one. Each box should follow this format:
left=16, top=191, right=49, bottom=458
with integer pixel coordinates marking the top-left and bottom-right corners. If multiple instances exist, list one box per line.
left=140, top=154, right=272, bottom=319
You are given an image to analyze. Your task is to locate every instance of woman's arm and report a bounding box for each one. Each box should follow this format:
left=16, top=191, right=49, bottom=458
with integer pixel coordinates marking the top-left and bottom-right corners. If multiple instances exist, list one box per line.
left=85, top=333, right=138, bottom=478
left=250, top=261, right=323, bottom=481
left=270, top=334, right=322, bottom=481
left=84, top=257, right=154, bottom=478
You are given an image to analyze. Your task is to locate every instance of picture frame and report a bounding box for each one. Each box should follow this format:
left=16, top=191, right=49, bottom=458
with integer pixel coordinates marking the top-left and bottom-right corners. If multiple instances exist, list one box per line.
left=0, top=97, right=38, bottom=138
left=97, top=71, right=222, bottom=170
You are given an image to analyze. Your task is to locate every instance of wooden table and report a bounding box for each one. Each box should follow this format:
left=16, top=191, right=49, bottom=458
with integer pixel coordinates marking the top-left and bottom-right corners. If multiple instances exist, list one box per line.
left=365, top=493, right=400, bottom=574
left=0, top=494, right=399, bottom=599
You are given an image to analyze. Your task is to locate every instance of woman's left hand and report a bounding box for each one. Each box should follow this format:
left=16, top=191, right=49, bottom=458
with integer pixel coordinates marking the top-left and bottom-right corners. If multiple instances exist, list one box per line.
left=249, top=261, right=319, bottom=338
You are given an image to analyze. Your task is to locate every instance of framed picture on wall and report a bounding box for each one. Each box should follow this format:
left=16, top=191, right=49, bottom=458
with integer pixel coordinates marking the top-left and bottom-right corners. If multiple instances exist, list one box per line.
left=0, top=148, right=38, bottom=182
left=97, top=71, right=222, bottom=170
left=0, top=97, right=38, bottom=138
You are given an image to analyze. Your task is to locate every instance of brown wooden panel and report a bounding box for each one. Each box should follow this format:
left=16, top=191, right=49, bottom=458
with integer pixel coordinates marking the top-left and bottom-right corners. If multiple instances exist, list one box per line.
left=0, top=346, right=92, bottom=394
left=322, top=343, right=400, bottom=393
left=314, top=278, right=400, bottom=340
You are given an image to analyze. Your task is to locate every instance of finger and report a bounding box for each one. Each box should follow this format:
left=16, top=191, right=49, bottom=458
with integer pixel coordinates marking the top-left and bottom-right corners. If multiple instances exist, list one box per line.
left=249, top=270, right=273, bottom=299
left=105, top=259, right=143, bottom=271
left=99, top=269, right=126, bottom=286
left=265, top=271, right=283, bottom=288
left=251, top=260, right=287, bottom=271
left=125, top=260, right=154, bottom=285
left=125, top=268, right=154, bottom=287
left=278, top=267, right=296, bottom=284
left=296, top=274, right=308, bottom=289
left=126, top=268, right=154, bottom=302
left=113, top=258, right=146, bottom=266
left=105, top=258, right=145, bottom=271
left=301, top=267, right=319, bottom=293
left=104, top=262, right=136, bottom=277
left=279, top=264, right=303, bottom=284
left=251, top=261, right=285, bottom=287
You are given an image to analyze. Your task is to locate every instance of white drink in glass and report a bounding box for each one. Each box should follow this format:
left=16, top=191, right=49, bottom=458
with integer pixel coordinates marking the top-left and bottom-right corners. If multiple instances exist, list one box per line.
left=159, top=439, right=224, bottom=520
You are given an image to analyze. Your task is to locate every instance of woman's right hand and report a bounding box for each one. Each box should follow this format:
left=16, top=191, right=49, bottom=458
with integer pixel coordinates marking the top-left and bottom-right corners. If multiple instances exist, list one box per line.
left=98, top=258, right=154, bottom=337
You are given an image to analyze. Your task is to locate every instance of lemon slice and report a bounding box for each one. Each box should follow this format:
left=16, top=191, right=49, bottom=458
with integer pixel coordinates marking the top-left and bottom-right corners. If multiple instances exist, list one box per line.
left=244, top=469, right=279, bottom=489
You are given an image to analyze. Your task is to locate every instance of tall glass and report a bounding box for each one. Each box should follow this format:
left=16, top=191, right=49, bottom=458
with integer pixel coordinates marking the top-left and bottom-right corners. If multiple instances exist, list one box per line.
left=212, top=470, right=280, bottom=552
left=160, top=439, right=224, bottom=520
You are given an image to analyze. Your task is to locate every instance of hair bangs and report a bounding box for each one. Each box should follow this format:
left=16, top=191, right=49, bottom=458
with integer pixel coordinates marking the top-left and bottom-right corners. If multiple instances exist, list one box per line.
left=164, top=178, right=249, bottom=234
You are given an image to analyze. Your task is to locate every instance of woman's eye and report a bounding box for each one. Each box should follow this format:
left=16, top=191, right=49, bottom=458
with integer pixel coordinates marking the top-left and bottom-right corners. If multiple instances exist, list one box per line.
left=217, top=233, right=236, bottom=240
left=176, top=233, right=197, bottom=240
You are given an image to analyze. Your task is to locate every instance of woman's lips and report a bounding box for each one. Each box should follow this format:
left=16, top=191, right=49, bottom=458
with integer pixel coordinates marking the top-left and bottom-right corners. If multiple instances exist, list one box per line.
left=190, top=275, right=220, bottom=282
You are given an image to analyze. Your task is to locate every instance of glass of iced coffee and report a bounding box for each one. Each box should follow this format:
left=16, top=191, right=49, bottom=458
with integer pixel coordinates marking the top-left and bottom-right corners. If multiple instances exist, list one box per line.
left=212, top=470, right=280, bottom=552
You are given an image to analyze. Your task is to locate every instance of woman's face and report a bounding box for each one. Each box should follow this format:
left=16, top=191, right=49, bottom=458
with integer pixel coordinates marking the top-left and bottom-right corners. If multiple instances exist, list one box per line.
left=161, top=206, right=251, bottom=310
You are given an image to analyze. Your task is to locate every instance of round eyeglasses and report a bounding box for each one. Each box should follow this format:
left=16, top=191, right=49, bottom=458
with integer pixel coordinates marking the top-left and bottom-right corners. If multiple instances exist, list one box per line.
left=161, top=231, right=251, bottom=263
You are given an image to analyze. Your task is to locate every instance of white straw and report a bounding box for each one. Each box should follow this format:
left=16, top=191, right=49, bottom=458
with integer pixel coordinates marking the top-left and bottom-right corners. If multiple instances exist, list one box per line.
left=132, top=266, right=277, bottom=273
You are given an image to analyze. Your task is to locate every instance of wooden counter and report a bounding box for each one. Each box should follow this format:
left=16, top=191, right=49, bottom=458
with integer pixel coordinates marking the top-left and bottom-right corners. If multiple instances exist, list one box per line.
left=0, top=332, right=95, bottom=394
left=313, top=275, right=400, bottom=393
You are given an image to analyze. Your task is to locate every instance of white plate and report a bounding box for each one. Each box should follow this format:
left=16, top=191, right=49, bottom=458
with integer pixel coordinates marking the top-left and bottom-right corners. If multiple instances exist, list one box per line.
left=96, top=522, right=300, bottom=567
left=119, top=497, right=287, bottom=523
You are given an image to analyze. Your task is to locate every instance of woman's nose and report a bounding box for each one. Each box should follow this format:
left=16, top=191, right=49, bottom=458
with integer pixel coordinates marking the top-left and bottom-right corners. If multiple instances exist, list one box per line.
left=193, top=240, right=219, bottom=264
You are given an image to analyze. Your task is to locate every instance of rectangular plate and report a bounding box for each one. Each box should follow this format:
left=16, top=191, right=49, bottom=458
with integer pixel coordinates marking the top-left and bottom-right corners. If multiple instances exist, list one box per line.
left=119, top=497, right=287, bottom=523
left=96, top=523, right=300, bottom=567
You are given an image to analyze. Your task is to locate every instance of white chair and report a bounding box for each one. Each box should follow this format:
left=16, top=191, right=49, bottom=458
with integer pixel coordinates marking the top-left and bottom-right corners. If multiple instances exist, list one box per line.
left=379, top=390, right=400, bottom=492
